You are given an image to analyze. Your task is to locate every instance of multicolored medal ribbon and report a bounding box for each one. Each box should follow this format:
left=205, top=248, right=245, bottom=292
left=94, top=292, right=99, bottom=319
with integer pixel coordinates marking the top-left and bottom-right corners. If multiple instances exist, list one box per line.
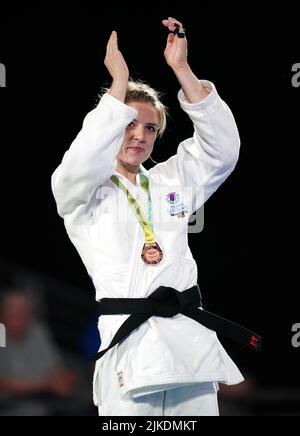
left=110, top=174, right=163, bottom=265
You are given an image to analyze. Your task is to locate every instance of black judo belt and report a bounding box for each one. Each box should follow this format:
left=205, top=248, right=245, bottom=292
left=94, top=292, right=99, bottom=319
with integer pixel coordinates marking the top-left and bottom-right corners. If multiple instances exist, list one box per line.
left=94, top=285, right=262, bottom=361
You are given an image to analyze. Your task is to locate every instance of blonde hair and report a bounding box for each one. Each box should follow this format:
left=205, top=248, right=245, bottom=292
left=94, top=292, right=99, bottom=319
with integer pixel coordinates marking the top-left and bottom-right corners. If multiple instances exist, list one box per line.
left=101, top=79, right=168, bottom=138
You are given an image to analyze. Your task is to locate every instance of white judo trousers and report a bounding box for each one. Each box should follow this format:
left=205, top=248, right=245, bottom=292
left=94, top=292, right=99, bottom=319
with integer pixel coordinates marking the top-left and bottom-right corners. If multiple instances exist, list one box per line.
left=97, top=348, right=219, bottom=416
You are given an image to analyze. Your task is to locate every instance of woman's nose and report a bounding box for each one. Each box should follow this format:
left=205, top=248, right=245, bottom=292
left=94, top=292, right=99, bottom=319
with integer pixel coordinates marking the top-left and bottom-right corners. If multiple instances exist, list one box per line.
left=133, top=125, right=146, bottom=141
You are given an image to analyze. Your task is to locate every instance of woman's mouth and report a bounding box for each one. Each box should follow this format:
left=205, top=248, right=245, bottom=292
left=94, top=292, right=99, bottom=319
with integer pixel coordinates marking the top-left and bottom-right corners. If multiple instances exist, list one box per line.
left=127, top=147, right=145, bottom=153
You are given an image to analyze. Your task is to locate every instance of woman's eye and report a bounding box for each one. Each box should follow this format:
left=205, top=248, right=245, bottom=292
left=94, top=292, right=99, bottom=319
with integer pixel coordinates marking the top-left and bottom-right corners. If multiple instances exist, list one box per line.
left=146, top=126, right=157, bottom=133
left=127, top=122, right=135, bottom=128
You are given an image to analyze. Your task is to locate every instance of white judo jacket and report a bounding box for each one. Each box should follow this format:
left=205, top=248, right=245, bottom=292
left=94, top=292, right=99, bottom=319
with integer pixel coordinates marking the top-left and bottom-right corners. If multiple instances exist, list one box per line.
left=51, top=80, right=244, bottom=406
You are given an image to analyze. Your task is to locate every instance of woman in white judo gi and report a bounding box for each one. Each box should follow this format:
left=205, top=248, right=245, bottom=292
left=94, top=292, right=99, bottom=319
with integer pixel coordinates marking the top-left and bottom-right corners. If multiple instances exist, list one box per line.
left=51, top=16, right=261, bottom=416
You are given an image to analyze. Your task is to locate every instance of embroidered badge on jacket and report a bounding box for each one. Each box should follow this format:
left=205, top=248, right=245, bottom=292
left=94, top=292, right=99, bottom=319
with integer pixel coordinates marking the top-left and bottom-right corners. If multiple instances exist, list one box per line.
left=165, top=192, right=188, bottom=218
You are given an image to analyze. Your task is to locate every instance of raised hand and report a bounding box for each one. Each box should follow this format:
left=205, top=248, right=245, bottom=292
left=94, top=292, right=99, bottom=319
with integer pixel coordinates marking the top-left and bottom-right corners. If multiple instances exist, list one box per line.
left=104, top=31, right=129, bottom=81
left=162, top=17, right=188, bottom=71
left=104, top=31, right=129, bottom=101
left=162, top=17, right=209, bottom=103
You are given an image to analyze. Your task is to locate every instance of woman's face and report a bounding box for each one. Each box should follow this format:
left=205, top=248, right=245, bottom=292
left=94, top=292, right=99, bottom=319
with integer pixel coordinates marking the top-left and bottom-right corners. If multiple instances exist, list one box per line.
left=117, top=101, right=160, bottom=168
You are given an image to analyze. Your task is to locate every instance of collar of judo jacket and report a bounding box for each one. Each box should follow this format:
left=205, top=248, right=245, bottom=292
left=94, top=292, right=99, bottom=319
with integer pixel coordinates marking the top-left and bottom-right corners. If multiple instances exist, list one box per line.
left=113, top=164, right=150, bottom=187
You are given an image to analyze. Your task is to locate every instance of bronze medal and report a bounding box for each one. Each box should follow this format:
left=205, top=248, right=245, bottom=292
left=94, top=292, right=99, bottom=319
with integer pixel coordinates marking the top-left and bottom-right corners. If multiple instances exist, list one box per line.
left=141, top=242, right=163, bottom=265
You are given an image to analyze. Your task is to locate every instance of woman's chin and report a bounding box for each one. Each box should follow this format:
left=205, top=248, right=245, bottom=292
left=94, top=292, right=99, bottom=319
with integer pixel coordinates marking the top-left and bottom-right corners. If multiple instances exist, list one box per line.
left=118, top=152, right=148, bottom=167
left=125, top=157, right=145, bottom=166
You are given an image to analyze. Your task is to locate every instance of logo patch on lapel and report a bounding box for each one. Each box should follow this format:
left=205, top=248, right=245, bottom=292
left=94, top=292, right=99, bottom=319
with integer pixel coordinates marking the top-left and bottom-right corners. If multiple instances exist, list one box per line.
left=165, top=192, right=188, bottom=218
left=166, top=192, right=179, bottom=205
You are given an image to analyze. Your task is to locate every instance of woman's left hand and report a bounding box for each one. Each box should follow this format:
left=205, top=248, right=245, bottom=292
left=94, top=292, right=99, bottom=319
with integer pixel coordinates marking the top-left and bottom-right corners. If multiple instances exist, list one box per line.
left=162, top=17, right=188, bottom=71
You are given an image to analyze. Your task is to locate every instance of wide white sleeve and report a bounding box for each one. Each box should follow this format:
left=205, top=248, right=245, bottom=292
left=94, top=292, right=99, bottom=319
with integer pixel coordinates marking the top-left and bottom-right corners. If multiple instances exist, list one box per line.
left=153, top=80, right=240, bottom=213
left=51, top=93, right=137, bottom=217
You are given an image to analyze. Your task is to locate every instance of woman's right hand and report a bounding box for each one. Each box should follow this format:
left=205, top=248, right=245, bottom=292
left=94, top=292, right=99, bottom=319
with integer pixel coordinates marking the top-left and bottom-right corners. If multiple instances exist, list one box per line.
left=104, top=31, right=129, bottom=81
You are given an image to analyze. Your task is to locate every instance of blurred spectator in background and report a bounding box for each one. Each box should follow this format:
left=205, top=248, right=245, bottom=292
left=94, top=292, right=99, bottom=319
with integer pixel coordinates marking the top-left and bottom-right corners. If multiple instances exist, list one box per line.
left=0, top=287, right=79, bottom=416
left=218, top=371, right=257, bottom=416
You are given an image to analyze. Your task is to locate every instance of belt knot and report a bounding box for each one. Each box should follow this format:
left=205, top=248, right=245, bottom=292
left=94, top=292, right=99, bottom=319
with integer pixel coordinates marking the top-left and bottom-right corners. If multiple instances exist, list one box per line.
left=148, top=286, right=185, bottom=317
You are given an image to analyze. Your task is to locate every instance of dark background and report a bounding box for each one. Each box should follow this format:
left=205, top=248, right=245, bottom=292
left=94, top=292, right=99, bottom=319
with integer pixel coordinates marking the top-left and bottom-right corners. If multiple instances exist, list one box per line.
left=0, top=2, right=299, bottom=399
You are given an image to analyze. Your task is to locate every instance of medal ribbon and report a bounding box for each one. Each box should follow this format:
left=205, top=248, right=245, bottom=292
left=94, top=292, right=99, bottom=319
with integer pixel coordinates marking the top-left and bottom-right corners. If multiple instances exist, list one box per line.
left=110, top=174, right=155, bottom=244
